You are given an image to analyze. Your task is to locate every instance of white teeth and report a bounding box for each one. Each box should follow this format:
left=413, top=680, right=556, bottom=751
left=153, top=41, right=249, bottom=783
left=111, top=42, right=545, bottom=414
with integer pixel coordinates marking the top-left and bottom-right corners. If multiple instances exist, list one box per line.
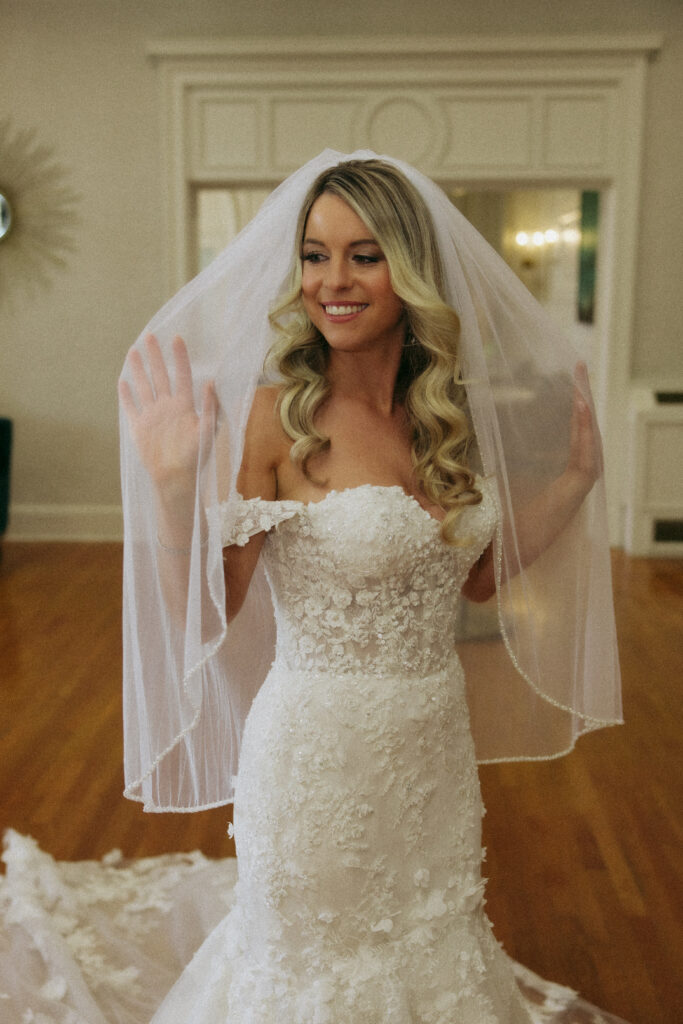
left=324, top=304, right=365, bottom=315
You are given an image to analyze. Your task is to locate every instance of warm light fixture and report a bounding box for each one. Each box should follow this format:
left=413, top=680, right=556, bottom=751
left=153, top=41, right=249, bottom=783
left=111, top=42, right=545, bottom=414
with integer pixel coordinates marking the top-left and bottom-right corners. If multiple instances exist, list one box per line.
left=515, top=227, right=570, bottom=250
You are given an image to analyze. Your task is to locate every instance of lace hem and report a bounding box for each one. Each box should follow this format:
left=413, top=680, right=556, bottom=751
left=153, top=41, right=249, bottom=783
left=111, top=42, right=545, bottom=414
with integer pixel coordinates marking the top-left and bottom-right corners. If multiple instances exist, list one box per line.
left=0, top=831, right=236, bottom=1024
left=0, top=833, right=631, bottom=1024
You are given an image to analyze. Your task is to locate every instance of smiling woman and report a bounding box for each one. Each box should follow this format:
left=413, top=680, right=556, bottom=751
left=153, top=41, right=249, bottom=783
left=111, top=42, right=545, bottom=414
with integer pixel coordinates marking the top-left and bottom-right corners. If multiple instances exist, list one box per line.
left=266, top=159, right=474, bottom=538
left=115, top=151, right=623, bottom=1023
left=0, top=151, right=625, bottom=1024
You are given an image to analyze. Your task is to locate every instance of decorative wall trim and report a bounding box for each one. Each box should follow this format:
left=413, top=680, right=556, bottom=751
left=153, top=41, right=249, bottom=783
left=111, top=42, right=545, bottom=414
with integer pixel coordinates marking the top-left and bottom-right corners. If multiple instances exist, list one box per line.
left=147, top=34, right=663, bottom=60
left=6, top=504, right=123, bottom=542
left=625, top=393, right=683, bottom=556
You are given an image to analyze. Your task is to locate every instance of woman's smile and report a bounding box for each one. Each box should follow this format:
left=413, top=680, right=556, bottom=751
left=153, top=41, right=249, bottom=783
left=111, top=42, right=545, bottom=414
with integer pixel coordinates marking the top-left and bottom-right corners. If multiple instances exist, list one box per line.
left=321, top=302, right=369, bottom=321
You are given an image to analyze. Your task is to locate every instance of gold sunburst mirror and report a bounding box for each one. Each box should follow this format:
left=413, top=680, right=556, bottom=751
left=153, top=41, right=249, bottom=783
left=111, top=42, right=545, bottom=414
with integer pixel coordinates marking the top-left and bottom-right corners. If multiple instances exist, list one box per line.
left=0, top=192, right=13, bottom=240
left=0, top=118, right=80, bottom=297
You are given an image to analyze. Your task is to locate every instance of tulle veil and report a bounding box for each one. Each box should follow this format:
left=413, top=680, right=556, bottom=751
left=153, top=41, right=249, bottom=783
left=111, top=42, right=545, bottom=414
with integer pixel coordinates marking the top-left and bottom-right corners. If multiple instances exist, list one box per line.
left=118, top=149, right=622, bottom=813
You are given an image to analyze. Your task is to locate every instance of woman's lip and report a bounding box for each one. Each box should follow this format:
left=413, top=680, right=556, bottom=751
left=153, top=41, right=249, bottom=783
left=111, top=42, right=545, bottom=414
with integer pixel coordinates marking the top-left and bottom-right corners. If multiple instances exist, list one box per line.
left=321, top=303, right=368, bottom=321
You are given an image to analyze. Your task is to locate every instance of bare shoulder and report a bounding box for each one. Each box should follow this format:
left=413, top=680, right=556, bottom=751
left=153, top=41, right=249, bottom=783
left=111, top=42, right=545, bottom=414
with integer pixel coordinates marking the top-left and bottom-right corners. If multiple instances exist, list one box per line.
left=245, top=386, right=288, bottom=452
left=248, top=385, right=281, bottom=421
left=238, top=386, right=288, bottom=499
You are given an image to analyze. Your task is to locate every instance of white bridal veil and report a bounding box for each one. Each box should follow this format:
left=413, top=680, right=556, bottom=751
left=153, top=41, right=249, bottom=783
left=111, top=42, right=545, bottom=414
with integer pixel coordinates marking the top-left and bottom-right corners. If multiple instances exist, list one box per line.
left=119, top=150, right=622, bottom=812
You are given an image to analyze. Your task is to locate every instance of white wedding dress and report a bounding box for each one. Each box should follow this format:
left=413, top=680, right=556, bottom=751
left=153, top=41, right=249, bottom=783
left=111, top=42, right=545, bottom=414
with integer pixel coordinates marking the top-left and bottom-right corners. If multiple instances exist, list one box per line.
left=0, top=483, right=629, bottom=1024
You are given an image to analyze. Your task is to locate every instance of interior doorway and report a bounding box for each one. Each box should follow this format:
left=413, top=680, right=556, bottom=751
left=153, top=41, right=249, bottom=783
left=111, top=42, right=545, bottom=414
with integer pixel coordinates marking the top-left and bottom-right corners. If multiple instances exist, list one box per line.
left=194, top=183, right=604, bottom=378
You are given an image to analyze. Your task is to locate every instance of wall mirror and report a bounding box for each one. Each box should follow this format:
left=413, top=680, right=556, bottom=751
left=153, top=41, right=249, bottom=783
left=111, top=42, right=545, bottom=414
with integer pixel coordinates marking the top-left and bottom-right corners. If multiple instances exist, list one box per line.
left=0, top=192, right=13, bottom=240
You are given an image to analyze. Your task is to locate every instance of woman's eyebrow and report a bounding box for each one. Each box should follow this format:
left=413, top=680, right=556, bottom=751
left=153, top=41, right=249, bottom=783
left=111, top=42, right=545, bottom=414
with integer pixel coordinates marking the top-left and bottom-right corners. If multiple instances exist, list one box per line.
left=302, top=237, right=379, bottom=247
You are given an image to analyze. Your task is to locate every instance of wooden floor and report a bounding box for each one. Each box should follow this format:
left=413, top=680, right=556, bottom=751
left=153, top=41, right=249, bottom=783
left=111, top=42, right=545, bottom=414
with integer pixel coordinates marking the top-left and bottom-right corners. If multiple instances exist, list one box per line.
left=0, top=542, right=681, bottom=1022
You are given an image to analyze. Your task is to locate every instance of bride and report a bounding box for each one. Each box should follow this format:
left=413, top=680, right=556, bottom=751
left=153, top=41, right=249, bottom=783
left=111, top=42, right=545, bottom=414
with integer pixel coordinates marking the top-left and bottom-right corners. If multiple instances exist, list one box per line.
left=1, top=153, right=625, bottom=1023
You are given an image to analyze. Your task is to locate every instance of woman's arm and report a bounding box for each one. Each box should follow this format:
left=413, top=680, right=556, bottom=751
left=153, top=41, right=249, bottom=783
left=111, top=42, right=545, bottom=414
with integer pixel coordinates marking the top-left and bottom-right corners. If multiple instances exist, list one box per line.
left=120, top=338, right=283, bottom=625
left=462, top=364, right=602, bottom=604
left=223, top=387, right=281, bottom=623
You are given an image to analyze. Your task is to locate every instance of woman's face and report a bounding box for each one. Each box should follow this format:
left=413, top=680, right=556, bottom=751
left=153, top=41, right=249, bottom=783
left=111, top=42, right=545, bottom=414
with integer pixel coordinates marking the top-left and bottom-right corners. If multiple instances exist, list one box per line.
left=300, top=192, right=405, bottom=356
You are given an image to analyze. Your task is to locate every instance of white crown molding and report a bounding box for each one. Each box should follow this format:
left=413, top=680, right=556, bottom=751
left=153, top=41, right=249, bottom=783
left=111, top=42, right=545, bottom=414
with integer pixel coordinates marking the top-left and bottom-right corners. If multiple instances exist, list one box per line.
left=6, top=504, right=123, bottom=542
left=147, top=34, right=663, bottom=61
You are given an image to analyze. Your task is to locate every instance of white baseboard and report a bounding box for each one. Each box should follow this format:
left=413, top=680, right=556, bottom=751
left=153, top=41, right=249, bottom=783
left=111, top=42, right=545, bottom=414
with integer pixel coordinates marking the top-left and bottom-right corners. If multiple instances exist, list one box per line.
left=4, top=504, right=123, bottom=542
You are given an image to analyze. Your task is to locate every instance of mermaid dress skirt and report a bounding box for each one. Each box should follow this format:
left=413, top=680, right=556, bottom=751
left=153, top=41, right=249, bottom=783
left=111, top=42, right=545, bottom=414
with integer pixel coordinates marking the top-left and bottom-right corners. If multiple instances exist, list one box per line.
left=0, top=484, right=630, bottom=1023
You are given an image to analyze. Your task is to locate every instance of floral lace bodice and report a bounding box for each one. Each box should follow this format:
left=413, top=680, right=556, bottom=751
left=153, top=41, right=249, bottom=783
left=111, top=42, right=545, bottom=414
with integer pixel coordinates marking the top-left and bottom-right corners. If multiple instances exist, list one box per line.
left=219, top=480, right=497, bottom=678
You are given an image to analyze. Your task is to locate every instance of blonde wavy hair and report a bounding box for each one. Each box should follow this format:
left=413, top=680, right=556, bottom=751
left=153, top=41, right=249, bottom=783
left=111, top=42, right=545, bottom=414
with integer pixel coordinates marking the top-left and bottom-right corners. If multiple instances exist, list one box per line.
left=267, top=158, right=481, bottom=545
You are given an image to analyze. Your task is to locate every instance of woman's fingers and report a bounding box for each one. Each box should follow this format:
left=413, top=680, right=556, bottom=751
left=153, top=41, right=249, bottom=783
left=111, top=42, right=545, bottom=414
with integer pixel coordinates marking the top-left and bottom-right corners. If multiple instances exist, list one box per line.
left=576, top=400, right=594, bottom=476
left=172, top=335, right=194, bottom=400
left=201, top=379, right=216, bottom=418
left=570, top=362, right=602, bottom=482
left=118, top=379, right=139, bottom=423
left=573, top=359, right=589, bottom=393
left=198, top=380, right=218, bottom=461
left=127, top=347, right=155, bottom=406
left=123, top=334, right=195, bottom=410
left=146, top=333, right=172, bottom=398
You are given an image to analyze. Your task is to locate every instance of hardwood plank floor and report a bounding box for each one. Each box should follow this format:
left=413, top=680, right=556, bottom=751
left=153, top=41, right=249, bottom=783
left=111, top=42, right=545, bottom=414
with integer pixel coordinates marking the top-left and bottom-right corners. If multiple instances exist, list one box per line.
left=1, top=542, right=681, bottom=1022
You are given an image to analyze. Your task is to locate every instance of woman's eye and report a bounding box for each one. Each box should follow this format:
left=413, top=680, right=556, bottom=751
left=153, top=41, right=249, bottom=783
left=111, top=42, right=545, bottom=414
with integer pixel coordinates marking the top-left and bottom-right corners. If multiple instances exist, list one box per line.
left=301, top=251, right=381, bottom=265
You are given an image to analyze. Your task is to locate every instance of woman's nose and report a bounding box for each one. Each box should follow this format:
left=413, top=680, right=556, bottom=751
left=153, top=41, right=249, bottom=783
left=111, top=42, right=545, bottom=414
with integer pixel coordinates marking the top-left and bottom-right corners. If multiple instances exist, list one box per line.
left=324, top=256, right=352, bottom=290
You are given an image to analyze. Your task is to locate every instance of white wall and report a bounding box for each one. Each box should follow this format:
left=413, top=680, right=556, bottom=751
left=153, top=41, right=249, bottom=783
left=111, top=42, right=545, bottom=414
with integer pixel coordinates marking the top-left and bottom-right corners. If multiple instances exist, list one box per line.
left=1, top=0, right=681, bottom=538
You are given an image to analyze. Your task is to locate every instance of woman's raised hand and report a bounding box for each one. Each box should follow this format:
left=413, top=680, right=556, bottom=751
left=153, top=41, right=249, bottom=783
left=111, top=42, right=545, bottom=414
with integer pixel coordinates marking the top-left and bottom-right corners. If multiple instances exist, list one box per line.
left=119, top=334, right=216, bottom=499
left=565, top=361, right=603, bottom=497
left=464, top=363, right=604, bottom=601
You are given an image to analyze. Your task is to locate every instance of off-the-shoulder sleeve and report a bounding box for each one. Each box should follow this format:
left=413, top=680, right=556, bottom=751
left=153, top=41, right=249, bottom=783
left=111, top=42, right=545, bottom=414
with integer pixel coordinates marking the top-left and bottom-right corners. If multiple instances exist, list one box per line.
left=216, top=494, right=302, bottom=547
left=462, top=474, right=500, bottom=558
left=476, top=475, right=500, bottom=525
